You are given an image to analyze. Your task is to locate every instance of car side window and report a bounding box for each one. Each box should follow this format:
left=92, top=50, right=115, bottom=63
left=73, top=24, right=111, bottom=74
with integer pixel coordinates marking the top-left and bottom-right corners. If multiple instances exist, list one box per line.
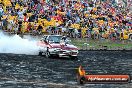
left=48, top=36, right=62, bottom=43
left=41, top=36, right=48, bottom=42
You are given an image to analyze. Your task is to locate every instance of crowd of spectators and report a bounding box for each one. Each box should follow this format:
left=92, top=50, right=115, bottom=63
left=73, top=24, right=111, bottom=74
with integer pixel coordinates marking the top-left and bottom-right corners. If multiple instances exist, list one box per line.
left=0, top=0, right=131, bottom=39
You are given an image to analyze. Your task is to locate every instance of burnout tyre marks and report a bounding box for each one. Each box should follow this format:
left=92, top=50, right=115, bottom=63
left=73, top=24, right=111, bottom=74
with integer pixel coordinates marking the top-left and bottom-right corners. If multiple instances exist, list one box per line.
left=0, top=51, right=131, bottom=87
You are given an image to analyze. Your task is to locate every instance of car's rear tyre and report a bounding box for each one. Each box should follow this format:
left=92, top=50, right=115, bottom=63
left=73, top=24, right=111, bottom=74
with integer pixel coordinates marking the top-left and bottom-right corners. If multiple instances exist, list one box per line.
left=45, top=52, right=50, bottom=58
left=45, top=47, right=50, bottom=58
left=39, top=52, right=43, bottom=56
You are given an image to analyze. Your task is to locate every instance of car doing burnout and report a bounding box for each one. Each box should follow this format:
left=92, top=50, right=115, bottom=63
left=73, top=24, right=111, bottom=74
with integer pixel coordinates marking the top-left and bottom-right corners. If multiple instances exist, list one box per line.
left=37, top=35, right=79, bottom=58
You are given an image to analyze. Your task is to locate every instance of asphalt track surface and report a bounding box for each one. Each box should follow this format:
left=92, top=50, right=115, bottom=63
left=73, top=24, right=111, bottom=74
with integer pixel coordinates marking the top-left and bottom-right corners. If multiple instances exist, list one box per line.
left=0, top=50, right=132, bottom=88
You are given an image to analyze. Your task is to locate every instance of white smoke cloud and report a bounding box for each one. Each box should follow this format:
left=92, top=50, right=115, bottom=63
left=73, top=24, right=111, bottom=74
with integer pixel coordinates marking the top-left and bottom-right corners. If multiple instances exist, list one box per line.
left=0, top=32, right=40, bottom=55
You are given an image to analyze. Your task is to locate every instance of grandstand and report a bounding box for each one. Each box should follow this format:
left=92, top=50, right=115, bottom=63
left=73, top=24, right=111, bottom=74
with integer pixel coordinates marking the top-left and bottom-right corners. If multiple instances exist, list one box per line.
left=0, top=0, right=131, bottom=39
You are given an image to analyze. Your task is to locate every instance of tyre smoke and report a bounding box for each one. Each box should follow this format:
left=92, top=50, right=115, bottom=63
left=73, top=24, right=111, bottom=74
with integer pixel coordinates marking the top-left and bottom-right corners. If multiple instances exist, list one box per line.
left=0, top=32, right=40, bottom=55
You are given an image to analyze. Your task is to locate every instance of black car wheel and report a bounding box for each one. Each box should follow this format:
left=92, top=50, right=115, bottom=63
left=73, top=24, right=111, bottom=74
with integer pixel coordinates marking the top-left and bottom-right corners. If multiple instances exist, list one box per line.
left=39, top=52, right=43, bottom=56
left=45, top=47, right=50, bottom=58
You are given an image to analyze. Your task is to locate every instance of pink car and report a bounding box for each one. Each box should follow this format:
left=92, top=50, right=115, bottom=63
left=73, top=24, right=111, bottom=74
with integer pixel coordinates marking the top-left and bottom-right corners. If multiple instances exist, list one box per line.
left=37, top=35, right=79, bottom=58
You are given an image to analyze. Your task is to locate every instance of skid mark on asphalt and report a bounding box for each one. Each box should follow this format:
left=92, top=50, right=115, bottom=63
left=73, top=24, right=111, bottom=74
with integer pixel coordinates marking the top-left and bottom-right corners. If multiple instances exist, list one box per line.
left=0, top=51, right=132, bottom=87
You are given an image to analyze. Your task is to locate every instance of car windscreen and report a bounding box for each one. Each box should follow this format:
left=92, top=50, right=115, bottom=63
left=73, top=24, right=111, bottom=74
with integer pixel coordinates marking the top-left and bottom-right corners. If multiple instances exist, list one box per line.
left=48, top=36, right=62, bottom=43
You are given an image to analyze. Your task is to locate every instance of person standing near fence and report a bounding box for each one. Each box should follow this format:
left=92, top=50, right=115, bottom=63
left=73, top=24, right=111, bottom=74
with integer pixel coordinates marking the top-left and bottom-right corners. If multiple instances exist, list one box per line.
left=0, top=5, right=4, bottom=21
